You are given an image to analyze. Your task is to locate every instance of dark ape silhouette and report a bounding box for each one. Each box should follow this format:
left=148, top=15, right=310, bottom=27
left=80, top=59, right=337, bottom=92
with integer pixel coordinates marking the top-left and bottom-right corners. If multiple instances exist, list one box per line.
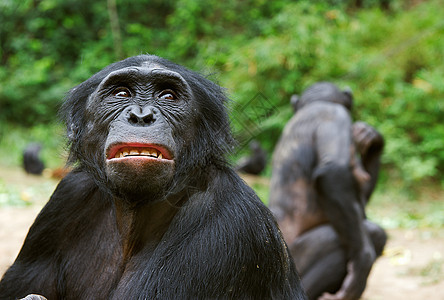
left=23, top=143, right=45, bottom=175
left=270, top=82, right=386, bottom=300
left=0, top=55, right=306, bottom=299
left=236, top=140, right=267, bottom=175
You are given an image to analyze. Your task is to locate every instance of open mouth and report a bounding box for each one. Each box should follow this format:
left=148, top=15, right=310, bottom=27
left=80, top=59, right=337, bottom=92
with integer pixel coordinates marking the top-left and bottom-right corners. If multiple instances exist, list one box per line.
left=107, top=143, right=172, bottom=161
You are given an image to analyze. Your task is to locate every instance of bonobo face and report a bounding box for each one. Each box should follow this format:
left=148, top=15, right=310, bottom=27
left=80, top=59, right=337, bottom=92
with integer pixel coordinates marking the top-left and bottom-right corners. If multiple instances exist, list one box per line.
left=63, top=55, right=232, bottom=203
left=85, top=63, right=195, bottom=201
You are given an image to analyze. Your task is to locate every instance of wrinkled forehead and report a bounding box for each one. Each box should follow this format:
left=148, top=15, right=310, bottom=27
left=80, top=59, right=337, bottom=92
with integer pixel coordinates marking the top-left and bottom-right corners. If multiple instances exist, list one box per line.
left=98, top=61, right=190, bottom=90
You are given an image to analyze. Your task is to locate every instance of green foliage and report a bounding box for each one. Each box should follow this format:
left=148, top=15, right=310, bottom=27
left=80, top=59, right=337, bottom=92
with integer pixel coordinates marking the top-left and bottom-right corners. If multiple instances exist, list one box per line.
left=219, top=1, right=444, bottom=187
left=0, top=123, right=66, bottom=169
left=0, top=0, right=442, bottom=188
left=347, top=2, right=444, bottom=186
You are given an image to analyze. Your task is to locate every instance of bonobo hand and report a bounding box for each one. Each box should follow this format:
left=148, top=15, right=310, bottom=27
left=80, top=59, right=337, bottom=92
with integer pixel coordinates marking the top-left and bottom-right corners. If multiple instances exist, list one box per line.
left=319, top=246, right=376, bottom=300
left=352, top=121, right=383, bottom=157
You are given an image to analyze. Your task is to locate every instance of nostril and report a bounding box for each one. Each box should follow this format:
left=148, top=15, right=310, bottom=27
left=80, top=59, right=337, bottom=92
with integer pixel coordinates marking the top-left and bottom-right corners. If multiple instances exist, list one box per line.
left=143, top=116, right=153, bottom=124
left=129, top=113, right=140, bottom=125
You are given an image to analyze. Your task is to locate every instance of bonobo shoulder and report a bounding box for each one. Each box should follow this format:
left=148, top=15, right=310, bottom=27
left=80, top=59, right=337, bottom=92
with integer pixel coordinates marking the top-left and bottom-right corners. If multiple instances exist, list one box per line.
left=283, top=101, right=351, bottom=137
left=48, top=169, right=99, bottom=204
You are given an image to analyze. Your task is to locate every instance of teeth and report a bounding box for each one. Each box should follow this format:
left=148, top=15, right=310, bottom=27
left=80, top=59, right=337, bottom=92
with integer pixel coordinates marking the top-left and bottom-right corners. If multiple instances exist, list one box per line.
left=113, top=147, right=165, bottom=159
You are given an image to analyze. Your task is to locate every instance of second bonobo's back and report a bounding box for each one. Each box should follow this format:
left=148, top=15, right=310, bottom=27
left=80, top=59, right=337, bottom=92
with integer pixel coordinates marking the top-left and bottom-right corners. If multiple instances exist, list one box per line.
left=269, top=101, right=352, bottom=237
left=272, top=101, right=351, bottom=177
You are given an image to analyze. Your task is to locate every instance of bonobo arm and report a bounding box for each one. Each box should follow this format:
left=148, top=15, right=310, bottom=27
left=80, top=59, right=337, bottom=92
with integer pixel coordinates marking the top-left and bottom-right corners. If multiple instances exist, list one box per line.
left=0, top=173, right=81, bottom=299
left=352, top=121, right=384, bottom=202
left=0, top=171, right=107, bottom=299
left=313, top=120, right=376, bottom=300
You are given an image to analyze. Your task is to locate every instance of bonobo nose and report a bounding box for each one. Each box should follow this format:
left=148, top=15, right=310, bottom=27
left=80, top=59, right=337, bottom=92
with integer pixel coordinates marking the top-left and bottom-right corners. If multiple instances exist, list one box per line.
left=125, top=105, right=158, bottom=126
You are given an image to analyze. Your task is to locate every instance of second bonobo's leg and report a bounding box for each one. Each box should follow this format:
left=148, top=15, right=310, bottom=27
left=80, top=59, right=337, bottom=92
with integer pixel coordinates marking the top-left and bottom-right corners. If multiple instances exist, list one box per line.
left=303, top=251, right=346, bottom=300
left=290, top=221, right=386, bottom=300
left=290, top=225, right=346, bottom=300
left=318, top=219, right=386, bottom=300
left=290, top=225, right=343, bottom=276
left=364, top=219, right=387, bottom=257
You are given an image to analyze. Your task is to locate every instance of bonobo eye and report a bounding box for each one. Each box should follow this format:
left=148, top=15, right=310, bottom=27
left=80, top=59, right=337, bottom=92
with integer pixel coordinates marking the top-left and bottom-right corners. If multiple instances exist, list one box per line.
left=112, top=87, right=131, bottom=98
left=157, top=89, right=178, bottom=101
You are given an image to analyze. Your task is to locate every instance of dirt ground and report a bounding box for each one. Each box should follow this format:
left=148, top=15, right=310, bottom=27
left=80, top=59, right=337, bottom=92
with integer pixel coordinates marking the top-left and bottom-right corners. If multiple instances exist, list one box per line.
left=0, top=167, right=443, bottom=299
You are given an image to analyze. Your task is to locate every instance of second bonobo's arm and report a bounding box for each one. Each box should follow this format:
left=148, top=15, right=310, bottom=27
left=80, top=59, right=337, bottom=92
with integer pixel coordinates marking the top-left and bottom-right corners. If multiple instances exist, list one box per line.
left=313, top=120, right=376, bottom=300
left=352, top=121, right=384, bottom=202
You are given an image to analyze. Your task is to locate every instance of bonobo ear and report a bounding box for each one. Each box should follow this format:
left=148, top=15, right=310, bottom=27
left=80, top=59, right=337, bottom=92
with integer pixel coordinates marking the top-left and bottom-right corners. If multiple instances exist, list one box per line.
left=63, top=87, right=82, bottom=143
left=290, top=94, right=300, bottom=112
left=342, top=86, right=354, bottom=111
left=66, top=117, right=79, bottom=141
left=60, top=84, right=89, bottom=165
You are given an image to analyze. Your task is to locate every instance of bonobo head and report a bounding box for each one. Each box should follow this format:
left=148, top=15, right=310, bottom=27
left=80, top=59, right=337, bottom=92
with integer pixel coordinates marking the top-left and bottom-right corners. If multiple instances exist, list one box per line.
left=61, top=55, right=233, bottom=204
left=290, top=82, right=353, bottom=112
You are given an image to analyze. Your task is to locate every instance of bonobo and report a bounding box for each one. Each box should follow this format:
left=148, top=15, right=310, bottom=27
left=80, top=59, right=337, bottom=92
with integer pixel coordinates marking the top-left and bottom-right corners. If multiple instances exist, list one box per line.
left=269, top=82, right=386, bottom=300
left=0, top=55, right=306, bottom=299
left=23, top=143, right=45, bottom=175
left=236, top=140, right=267, bottom=175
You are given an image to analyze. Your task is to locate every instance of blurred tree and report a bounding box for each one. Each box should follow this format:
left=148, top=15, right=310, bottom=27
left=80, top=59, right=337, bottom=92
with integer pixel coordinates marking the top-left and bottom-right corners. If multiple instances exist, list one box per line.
left=0, top=0, right=442, bottom=186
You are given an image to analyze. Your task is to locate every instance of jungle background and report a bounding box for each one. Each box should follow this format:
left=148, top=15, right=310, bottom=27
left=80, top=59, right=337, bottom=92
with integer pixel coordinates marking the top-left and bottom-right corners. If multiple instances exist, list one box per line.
left=0, top=0, right=443, bottom=299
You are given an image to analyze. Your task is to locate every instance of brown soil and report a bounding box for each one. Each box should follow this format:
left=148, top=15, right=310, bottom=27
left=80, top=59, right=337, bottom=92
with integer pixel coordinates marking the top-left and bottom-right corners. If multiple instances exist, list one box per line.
left=0, top=167, right=443, bottom=299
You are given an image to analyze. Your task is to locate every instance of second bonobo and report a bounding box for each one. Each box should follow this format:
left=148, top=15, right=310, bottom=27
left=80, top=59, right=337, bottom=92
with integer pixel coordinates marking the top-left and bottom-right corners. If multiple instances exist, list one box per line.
left=270, top=82, right=386, bottom=300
